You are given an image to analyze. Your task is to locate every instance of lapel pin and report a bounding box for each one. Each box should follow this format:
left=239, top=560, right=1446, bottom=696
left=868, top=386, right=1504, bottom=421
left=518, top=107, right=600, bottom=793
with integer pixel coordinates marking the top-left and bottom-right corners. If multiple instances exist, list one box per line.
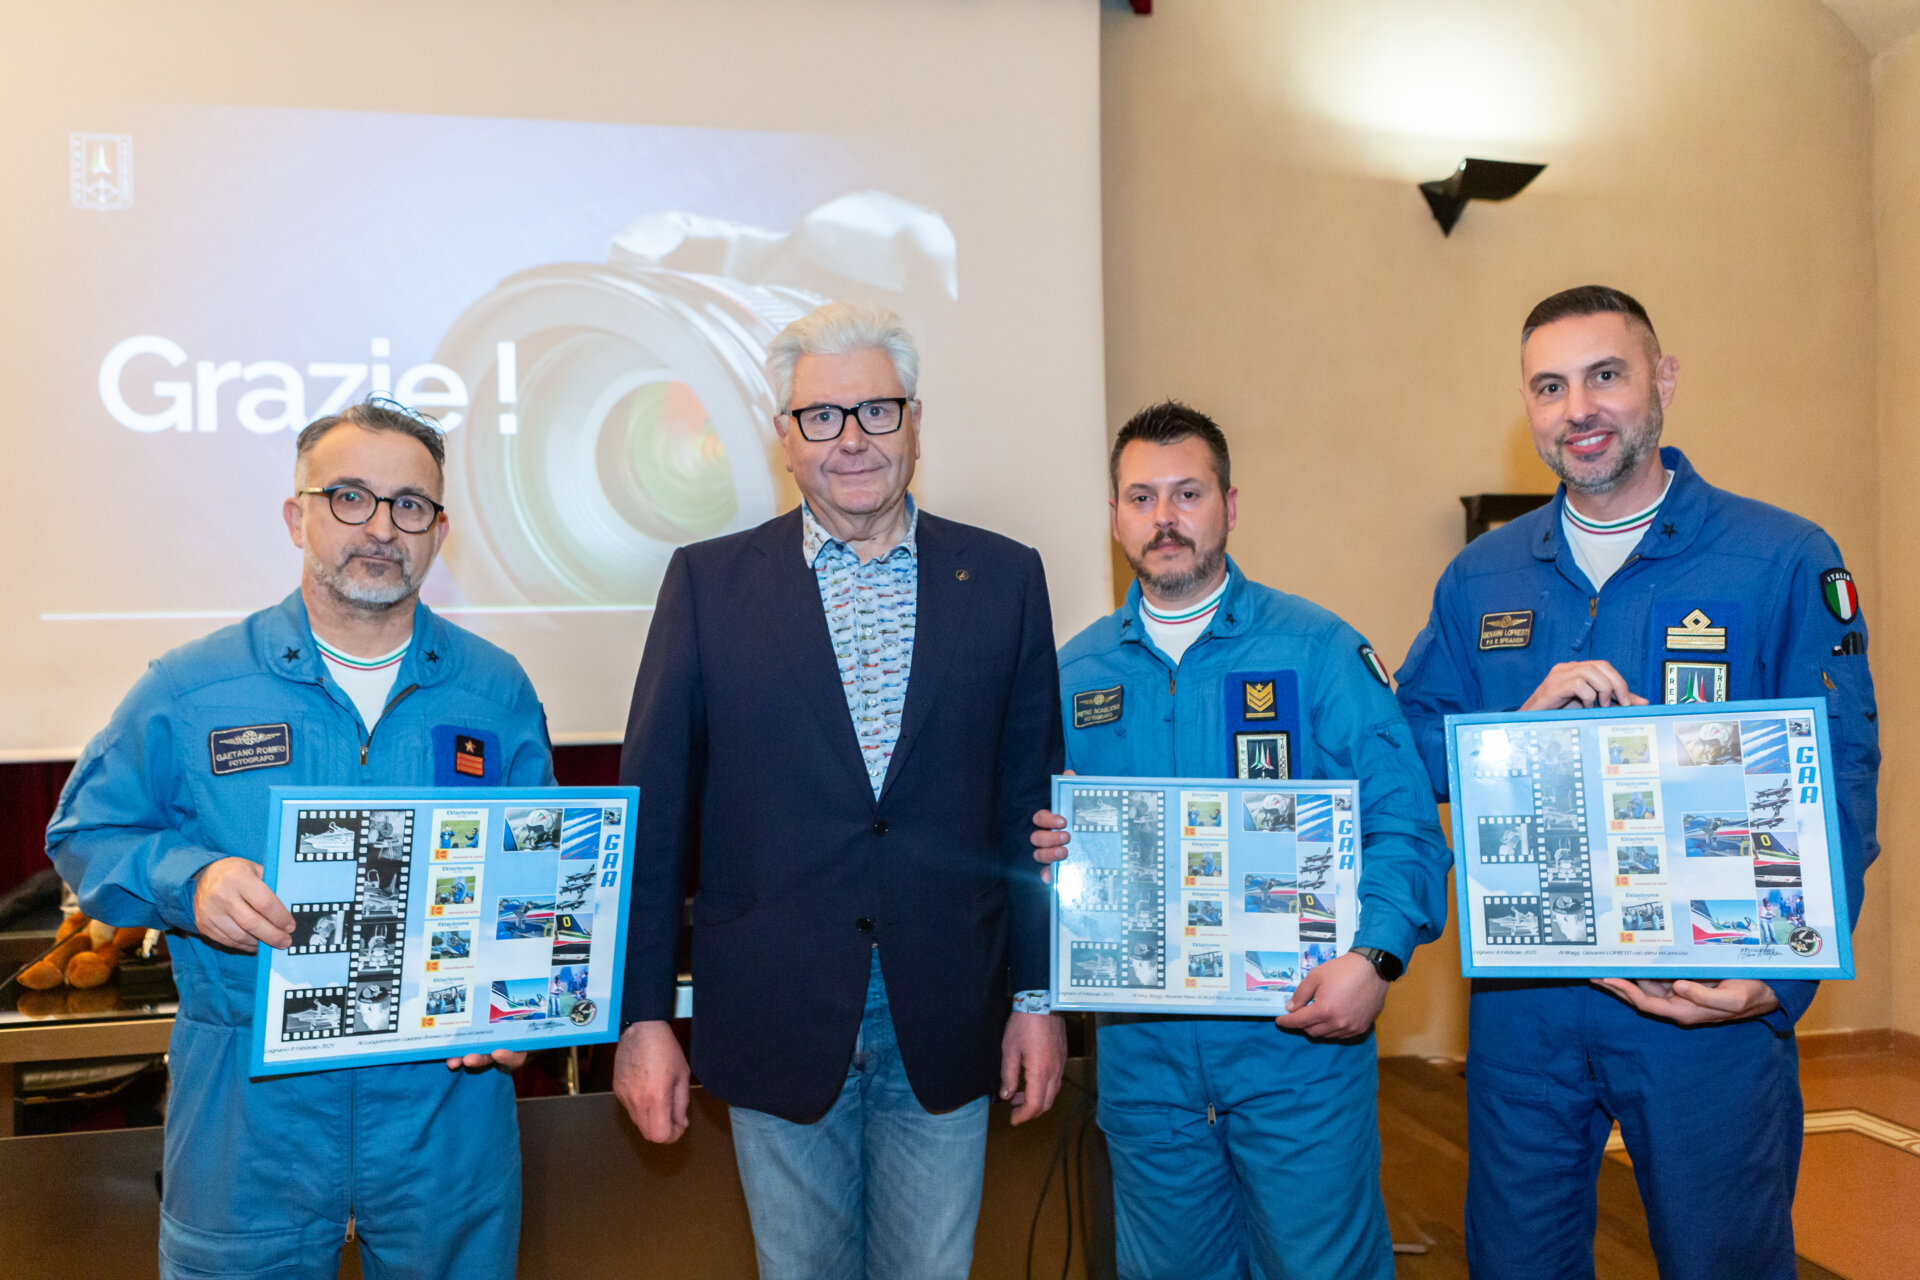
left=956, top=569, right=970, bottom=580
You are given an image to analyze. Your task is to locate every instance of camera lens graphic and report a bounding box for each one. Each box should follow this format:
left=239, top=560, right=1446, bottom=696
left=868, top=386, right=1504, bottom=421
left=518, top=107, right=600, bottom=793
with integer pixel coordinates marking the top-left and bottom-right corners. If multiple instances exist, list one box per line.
left=433, top=262, right=821, bottom=605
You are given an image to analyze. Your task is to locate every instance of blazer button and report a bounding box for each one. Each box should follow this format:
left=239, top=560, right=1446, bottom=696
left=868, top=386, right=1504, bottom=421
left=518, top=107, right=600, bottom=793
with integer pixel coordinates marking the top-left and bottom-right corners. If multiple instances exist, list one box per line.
left=872, top=819, right=888, bottom=836
left=856, top=917, right=875, bottom=933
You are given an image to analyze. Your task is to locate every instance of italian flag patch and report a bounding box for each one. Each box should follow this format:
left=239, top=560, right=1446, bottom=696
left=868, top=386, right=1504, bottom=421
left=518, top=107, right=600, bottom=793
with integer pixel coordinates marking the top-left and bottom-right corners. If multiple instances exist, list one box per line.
left=1359, top=644, right=1392, bottom=689
left=1820, top=568, right=1859, bottom=623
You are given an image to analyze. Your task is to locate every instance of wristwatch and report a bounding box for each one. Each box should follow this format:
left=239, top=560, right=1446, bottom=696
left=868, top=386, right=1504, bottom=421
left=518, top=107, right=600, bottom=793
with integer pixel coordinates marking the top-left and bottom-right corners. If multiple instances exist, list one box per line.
left=1349, top=946, right=1404, bottom=982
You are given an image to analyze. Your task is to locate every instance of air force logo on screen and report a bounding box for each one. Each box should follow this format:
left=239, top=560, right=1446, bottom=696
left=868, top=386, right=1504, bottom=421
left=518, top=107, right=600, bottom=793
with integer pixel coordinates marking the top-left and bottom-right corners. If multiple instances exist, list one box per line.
left=70, top=134, right=133, bottom=211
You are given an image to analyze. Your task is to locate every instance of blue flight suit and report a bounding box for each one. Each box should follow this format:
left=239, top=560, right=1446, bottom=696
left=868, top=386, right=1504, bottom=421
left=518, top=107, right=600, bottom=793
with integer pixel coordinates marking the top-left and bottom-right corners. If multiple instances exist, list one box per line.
left=1059, top=559, right=1451, bottom=1280
left=48, top=591, right=554, bottom=1280
left=1395, top=446, right=1879, bottom=1280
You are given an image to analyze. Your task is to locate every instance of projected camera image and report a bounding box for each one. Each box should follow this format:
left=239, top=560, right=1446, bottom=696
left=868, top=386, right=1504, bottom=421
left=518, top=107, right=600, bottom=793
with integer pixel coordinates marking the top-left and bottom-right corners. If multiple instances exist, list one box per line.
left=433, top=192, right=958, bottom=606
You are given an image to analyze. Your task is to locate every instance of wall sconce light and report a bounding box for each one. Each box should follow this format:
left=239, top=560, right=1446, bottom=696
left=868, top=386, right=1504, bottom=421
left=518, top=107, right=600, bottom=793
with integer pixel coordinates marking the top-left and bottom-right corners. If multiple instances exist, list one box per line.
left=1419, top=158, right=1546, bottom=235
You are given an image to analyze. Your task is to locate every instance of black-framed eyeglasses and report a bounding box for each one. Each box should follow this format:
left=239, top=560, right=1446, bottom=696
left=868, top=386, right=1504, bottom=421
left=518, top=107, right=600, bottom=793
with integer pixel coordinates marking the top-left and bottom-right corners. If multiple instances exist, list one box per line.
left=296, top=485, right=445, bottom=534
left=783, top=397, right=914, bottom=443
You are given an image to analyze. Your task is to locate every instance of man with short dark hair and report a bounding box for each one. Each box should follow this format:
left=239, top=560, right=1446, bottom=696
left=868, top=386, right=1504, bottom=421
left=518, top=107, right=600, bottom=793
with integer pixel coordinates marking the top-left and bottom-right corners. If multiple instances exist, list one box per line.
left=613, top=302, right=1066, bottom=1280
left=1396, top=285, right=1880, bottom=1279
left=1032, top=400, right=1451, bottom=1280
left=49, top=398, right=554, bottom=1279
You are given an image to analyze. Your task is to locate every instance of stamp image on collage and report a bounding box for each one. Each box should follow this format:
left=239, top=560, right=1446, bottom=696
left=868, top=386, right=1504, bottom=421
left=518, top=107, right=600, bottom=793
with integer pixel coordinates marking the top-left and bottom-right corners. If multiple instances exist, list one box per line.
left=293, top=810, right=363, bottom=861
left=281, top=986, right=347, bottom=1040
left=429, top=927, right=472, bottom=962
left=286, top=901, right=352, bottom=954
left=1244, top=950, right=1300, bottom=990
left=1682, top=812, right=1750, bottom=858
left=489, top=977, right=548, bottom=1022
left=1243, top=874, right=1297, bottom=914
left=430, top=870, right=477, bottom=910
left=1242, top=791, right=1296, bottom=832
left=1540, top=889, right=1595, bottom=944
left=1185, top=945, right=1224, bottom=980
left=550, top=964, right=593, bottom=1023
left=1297, top=891, right=1337, bottom=944
left=1483, top=894, right=1543, bottom=944
left=557, top=866, right=597, bottom=911
left=1070, top=788, right=1122, bottom=832
left=560, top=808, right=602, bottom=860
left=1478, top=815, right=1536, bottom=863
left=1752, top=832, right=1803, bottom=888
left=503, top=808, right=561, bottom=852
left=1068, top=941, right=1122, bottom=987
left=349, top=979, right=400, bottom=1034
left=552, top=912, right=592, bottom=965
left=496, top=895, right=556, bottom=940
left=1619, top=894, right=1669, bottom=935
left=351, top=920, right=400, bottom=975
left=356, top=861, right=409, bottom=920
left=1674, top=719, right=1743, bottom=768
left=1469, top=726, right=1528, bottom=777
left=1748, top=781, right=1794, bottom=832
left=424, top=980, right=468, bottom=1017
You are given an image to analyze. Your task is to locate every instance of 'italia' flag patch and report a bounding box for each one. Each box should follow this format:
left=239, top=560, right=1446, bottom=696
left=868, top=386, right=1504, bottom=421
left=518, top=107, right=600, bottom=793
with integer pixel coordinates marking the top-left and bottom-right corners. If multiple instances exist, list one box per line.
left=1359, top=644, right=1392, bottom=689
left=1820, top=569, right=1859, bottom=624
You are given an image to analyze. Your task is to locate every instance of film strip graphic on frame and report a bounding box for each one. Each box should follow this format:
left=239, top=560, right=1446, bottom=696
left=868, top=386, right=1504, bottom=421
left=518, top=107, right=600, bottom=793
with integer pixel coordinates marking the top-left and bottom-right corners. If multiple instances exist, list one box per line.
left=1062, top=787, right=1167, bottom=990
left=281, top=985, right=348, bottom=1040
left=285, top=901, right=353, bottom=955
left=1482, top=894, right=1544, bottom=946
left=349, top=810, right=413, bottom=1035
left=1526, top=727, right=1597, bottom=945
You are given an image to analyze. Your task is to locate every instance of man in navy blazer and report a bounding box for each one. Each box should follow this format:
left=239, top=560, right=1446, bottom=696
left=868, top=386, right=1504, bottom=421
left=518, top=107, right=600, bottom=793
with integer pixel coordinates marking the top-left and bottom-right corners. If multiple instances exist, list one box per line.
left=613, top=302, right=1067, bottom=1279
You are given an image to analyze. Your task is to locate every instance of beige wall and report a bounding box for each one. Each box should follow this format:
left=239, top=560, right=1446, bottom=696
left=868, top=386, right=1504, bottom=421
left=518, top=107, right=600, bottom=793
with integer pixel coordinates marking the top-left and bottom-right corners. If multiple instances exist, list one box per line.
left=1100, top=0, right=1891, bottom=1056
left=1874, top=30, right=1920, bottom=1038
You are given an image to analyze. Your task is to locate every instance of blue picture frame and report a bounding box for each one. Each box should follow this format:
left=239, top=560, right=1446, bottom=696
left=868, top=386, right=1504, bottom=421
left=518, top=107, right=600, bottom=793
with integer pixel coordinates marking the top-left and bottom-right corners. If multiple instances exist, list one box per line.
left=1443, top=699, right=1852, bottom=980
left=250, top=785, right=637, bottom=1076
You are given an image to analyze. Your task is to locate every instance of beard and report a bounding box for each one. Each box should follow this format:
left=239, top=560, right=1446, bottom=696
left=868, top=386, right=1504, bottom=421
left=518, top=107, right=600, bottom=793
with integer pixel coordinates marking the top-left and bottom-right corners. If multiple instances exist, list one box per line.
left=1125, top=528, right=1227, bottom=601
left=1540, top=393, right=1663, bottom=494
left=307, top=540, right=423, bottom=611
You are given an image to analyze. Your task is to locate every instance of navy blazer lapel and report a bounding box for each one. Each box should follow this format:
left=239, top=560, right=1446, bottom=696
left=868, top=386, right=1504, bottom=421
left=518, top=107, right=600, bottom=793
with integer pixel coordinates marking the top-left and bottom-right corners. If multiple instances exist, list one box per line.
left=881, top=514, right=964, bottom=799
left=757, top=510, right=871, bottom=792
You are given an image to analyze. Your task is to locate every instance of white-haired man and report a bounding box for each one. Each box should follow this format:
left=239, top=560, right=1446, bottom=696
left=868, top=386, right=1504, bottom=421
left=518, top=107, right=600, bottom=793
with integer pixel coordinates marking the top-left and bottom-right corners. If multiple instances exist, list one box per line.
left=613, top=302, right=1067, bottom=1278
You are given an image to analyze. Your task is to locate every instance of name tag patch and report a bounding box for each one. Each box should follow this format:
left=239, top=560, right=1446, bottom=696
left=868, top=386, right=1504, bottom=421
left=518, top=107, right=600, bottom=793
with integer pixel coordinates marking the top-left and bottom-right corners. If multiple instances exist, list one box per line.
left=208, top=723, right=292, bottom=775
left=1072, top=685, right=1124, bottom=729
left=1479, top=611, right=1534, bottom=650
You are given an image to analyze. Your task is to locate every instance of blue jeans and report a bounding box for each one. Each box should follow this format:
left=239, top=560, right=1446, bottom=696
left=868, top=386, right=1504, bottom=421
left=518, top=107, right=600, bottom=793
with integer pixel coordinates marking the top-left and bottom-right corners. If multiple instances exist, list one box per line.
left=728, top=948, right=989, bottom=1280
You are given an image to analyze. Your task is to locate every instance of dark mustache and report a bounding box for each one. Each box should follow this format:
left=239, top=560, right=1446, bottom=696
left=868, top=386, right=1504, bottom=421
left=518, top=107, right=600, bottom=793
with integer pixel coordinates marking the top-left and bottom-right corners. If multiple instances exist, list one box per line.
left=1146, top=532, right=1196, bottom=551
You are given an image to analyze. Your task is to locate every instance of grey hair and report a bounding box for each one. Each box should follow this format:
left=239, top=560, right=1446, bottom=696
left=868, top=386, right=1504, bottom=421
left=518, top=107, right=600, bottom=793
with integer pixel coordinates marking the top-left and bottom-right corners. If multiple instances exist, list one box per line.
left=766, top=302, right=919, bottom=411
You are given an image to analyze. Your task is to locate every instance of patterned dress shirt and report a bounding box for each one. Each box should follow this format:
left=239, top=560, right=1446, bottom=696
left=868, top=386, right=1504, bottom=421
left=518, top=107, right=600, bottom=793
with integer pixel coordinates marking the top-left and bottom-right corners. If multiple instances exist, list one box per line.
left=801, top=497, right=1050, bottom=1015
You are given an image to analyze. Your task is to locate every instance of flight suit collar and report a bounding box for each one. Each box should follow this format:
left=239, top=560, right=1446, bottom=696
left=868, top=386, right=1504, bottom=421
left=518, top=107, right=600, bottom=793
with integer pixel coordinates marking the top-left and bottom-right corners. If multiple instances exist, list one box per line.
left=1118, top=555, right=1252, bottom=647
left=1531, top=445, right=1707, bottom=569
left=258, top=589, right=454, bottom=688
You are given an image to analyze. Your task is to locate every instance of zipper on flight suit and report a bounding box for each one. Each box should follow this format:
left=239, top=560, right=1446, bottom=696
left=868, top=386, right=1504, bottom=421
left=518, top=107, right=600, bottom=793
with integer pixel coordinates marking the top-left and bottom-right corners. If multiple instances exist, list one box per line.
left=360, top=684, right=420, bottom=765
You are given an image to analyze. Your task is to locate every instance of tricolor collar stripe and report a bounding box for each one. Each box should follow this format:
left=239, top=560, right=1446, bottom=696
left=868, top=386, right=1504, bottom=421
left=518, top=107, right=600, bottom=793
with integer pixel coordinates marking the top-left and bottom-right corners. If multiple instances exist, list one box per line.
left=314, top=638, right=410, bottom=671
left=1142, top=600, right=1220, bottom=624
left=1564, top=504, right=1660, bottom=534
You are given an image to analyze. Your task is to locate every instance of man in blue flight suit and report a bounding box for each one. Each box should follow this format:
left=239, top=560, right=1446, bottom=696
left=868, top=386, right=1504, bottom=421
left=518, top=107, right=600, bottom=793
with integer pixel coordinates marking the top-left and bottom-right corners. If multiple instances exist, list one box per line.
left=1032, top=402, right=1452, bottom=1280
left=48, top=400, right=554, bottom=1280
left=1395, top=286, right=1879, bottom=1280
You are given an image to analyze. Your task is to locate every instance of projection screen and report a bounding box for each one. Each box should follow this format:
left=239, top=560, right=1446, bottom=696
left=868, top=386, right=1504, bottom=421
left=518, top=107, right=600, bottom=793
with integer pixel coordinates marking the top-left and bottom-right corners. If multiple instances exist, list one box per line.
left=0, top=0, right=1111, bottom=759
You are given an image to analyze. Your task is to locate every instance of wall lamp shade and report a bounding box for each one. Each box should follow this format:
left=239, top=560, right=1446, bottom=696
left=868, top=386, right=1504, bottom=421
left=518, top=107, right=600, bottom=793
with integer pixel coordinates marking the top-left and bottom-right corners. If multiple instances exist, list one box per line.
left=1419, top=159, right=1546, bottom=235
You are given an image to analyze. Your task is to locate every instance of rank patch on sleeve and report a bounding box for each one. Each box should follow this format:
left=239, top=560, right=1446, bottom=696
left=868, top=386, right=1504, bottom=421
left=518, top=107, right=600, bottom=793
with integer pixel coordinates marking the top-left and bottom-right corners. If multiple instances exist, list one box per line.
left=1242, top=680, right=1277, bottom=720
left=1478, top=611, right=1534, bottom=650
left=1820, top=569, right=1859, bottom=623
left=1359, top=645, right=1392, bottom=688
left=455, top=735, right=486, bottom=777
left=1072, top=684, right=1124, bottom=729
left=208, top=723, right=292, bottom=775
